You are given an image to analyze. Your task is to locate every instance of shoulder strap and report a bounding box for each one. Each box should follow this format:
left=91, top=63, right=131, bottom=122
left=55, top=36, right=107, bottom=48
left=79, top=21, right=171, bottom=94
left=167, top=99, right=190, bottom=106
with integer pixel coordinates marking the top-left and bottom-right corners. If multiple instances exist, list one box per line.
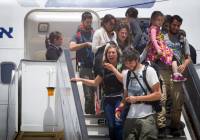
left=126, top=70, right=131, bottom=90
left=126, top=66, right=152, bottom=95
left=132, top=71, right=148, bottom=95
left=142, top=64, right=152, bottom=93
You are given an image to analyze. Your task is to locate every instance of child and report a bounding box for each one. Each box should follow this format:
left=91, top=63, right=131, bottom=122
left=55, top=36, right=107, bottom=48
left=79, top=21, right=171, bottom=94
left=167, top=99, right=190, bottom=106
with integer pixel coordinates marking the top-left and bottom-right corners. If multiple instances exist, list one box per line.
left=45, top=31, right=63, bottom=60
left=147, top=11, right=186, bottom=82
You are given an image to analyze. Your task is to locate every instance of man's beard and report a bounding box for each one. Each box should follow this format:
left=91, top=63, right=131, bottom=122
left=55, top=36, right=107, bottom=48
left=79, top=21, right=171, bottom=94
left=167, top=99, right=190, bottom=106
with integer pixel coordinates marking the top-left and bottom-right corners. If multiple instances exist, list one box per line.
left=85, top=26, right=92, bottom=31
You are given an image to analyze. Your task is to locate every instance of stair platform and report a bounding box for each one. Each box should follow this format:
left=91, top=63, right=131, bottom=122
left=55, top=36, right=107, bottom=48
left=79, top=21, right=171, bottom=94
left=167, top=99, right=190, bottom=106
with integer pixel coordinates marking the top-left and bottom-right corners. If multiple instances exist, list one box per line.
left=15, top=131, right=64, bottom=140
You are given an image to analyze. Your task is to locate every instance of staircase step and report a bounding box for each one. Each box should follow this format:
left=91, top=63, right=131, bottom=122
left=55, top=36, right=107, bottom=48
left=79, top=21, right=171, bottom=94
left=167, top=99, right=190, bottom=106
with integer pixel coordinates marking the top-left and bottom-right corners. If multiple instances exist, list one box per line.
left=85, top=114, right=106, bottom=125
left=85, top=114, right=109, bottom=139
left=89, top=133, right=110, bottom=140
left=87, top=124, right=109, bottom=136
left=84, top=114, right=105, bottom=118
left=85, top=117, right=106, bottom=125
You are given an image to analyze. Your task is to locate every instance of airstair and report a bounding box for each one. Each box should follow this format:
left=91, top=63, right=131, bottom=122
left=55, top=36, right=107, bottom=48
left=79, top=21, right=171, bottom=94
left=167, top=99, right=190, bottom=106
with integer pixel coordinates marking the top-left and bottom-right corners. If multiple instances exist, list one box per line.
left=6, top=50, right=200, bottom=140
left=6, top=50, right=88, bottom=140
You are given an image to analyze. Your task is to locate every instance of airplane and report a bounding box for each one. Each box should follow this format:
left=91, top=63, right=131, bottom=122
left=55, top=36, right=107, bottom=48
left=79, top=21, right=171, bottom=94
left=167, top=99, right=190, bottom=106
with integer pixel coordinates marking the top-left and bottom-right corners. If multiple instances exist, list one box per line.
left=0, top=0, right=200, bottom=140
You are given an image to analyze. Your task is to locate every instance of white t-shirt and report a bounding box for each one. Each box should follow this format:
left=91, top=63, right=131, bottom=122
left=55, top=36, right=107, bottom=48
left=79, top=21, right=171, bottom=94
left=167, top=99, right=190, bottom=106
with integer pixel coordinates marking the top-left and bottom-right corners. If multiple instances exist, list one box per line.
left=122, top=65, right=159, bottom=118
left=92, top=27, right=117, bottom=53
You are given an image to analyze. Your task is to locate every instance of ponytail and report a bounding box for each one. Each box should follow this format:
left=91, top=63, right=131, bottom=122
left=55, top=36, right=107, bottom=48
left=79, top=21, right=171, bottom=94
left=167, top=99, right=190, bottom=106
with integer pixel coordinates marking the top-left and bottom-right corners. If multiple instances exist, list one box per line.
left=45, top=35, right=50, bottom=49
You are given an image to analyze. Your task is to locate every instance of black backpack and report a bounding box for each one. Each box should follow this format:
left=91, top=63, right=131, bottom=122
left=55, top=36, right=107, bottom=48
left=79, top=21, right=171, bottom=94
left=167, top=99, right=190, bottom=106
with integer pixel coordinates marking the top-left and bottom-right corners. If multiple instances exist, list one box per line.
left=126, top=61, right=162, bottom=113
left=93, top=45, right=106, bottom=76
left=135, top=20, right=149, bottom=54
left=135, top=32, right=149, bottom=54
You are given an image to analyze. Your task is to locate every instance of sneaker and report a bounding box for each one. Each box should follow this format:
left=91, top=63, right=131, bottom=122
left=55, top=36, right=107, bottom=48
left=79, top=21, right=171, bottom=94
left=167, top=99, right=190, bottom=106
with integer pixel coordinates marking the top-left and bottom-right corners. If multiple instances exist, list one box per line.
left=172, top=74, right=187, bottom=82
left=178, top=75, right=187, bottom=82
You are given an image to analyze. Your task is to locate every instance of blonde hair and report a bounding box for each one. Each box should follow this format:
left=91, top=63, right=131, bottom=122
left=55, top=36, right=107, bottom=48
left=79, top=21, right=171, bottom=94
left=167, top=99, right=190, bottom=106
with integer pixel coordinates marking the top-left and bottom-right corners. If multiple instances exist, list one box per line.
left=102, top=41, right=122, bottom=64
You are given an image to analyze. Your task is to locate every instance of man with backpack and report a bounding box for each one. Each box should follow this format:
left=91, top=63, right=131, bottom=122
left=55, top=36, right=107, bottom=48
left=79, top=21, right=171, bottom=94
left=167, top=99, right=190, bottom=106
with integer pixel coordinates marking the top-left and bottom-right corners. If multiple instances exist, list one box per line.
left=69, top=11, right=95, bottom=114
left=115, top=48, right=161, bottom=140
left=125, top=7, right=148, bottom=54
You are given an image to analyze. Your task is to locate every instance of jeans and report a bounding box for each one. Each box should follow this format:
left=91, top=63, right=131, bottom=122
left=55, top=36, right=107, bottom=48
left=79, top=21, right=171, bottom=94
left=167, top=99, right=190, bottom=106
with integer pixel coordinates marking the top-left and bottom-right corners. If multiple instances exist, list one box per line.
left=103, top=96, right=126, bottom=140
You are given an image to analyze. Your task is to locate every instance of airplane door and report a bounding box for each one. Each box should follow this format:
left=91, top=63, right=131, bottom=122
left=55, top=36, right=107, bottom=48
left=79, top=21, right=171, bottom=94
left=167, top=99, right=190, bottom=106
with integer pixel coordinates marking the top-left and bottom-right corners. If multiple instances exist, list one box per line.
left=24, top=9, right=100, bottom=66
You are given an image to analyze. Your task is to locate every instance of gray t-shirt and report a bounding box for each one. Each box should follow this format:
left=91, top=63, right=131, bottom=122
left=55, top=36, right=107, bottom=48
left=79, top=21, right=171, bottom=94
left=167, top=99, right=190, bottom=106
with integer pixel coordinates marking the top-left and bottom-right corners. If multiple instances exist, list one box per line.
left=164, top=33, right=190, bottom=63
left=122, top=65, right=159, bottom=118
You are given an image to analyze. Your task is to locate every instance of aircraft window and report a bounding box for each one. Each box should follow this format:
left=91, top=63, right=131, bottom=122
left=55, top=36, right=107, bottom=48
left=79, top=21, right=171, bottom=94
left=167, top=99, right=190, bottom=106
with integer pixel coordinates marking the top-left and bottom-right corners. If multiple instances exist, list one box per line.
left=38, top=23, right=49, bottom=33
left=0, top=62, right=16, bottom=84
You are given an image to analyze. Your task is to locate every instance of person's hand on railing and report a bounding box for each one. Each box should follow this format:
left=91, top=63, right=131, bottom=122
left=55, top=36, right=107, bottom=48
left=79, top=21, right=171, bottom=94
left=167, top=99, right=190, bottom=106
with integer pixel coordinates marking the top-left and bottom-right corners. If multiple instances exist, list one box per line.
left=71, top=77, right=82, bottom=82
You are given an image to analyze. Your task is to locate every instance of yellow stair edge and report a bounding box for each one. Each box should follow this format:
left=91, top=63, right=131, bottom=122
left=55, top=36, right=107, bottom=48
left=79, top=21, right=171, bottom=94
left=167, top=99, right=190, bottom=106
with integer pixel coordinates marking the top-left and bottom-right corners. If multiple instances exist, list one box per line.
left=15, top=131, right=64, bottom=140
